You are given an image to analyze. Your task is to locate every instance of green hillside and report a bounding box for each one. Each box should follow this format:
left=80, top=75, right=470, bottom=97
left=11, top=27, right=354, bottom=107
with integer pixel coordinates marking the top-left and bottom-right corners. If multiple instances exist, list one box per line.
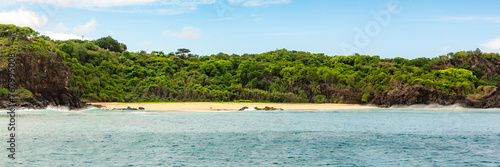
left=1, top=24, right=499, bottom=103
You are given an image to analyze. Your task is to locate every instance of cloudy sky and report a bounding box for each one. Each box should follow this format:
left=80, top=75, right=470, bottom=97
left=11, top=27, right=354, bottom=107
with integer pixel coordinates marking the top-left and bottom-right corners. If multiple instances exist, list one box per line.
left=1, top=0, right=500, bottom=58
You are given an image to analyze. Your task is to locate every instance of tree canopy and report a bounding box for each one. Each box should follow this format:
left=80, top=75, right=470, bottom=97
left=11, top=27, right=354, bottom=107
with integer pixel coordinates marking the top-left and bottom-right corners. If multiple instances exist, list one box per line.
left=94, top=36, right=126, bottom=52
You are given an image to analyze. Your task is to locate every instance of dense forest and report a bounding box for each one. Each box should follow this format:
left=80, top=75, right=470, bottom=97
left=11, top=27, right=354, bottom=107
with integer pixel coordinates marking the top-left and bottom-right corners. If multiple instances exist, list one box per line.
left=1, top=24, right=500, bottom=104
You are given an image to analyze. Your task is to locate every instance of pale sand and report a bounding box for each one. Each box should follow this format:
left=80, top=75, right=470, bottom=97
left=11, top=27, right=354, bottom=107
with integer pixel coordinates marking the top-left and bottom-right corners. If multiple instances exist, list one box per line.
left=89, top=102, right=375, bottom=111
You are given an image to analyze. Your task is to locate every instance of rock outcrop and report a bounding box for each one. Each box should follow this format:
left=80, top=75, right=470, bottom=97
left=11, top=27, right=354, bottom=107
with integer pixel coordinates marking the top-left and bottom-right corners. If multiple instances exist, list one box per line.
left=0, top=88, right=85, bottom=109
left=254, top=106, right=283, bottom=110
left=431, top=51, right=500, bottom=78
left=0, top=39, right=87, bottom=110
left=238, top=106, right=283, bottom=111
left=466, top=84, right=500, bottom=108
left=367, top=84, right=467, bottom=107
left=110, top=106, right=145, bottom=110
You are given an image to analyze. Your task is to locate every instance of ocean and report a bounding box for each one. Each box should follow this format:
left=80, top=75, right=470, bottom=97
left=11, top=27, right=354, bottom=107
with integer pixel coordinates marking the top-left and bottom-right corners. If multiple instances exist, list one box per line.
left=1, top=107, right=499, bottom=166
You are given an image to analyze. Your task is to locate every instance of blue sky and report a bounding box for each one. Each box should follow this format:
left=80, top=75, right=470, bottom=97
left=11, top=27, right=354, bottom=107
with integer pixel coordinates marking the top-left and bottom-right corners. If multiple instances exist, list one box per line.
left=1, top=0, right=500, bottom=59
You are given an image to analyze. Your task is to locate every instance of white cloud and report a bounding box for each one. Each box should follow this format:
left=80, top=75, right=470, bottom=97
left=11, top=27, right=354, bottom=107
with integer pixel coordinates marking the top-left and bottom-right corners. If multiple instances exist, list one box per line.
left=480, top=38, right=500, bottom=51
left=140, top=40, right=152, bottom=46
left=229, top=0, right=290, bottom=7
left=163, top=26, right=201, bottom=39
left=17, top=0, right=216, bottom=14
left=0, top=8, right=47, bottom=28
left=41, top=31, right=89, bottom=40
left=73, top=19, right=97, bottom=34
left=54, top=23, right=68, bottom=32
left=440, top=16, right=500, bottom=23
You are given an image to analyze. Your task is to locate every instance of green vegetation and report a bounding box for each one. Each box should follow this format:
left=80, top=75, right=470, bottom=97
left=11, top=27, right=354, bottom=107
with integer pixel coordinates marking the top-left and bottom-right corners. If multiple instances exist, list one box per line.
left=14, top=87, right=33, bottom=99
left=361, top=93, right=370, bottom=102
left=1, top=24, right=500, bottom=103
left=0, top=88, right=8, bottom=95
left=0, top=87, right=34, bottom=99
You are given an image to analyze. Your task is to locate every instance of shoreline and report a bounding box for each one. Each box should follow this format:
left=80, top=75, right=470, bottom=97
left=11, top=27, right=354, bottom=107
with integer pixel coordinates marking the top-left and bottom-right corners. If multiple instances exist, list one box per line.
left=89, top=102, right=375, bottom=111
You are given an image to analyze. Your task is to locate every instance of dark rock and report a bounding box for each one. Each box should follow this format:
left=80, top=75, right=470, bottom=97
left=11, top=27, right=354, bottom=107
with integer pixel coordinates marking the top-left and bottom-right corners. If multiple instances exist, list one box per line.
left=466, top=84, right=500, bottom=108
left=254, top=106, right=283, bottom=110
left=238, top=106, right=249, bottom=111
left=0, top=40, right=87, bottom=110
left=111, top=106, right=144, bottom=110
left=431, top=52, right=500, bottom=78
left=368, top=84, right=466, bottom=107
left=0, top=88, right=88, bottom=110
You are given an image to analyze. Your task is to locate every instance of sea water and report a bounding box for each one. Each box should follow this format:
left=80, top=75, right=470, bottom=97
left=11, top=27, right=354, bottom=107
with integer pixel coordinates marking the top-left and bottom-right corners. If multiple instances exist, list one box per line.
left=1, top=107, right=499, bottom=166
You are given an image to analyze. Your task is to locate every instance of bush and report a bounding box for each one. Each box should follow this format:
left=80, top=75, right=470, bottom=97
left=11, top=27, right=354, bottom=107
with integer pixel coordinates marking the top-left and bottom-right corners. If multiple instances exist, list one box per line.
left=15, top=87, right=33, bottom=99
left=361, top=93, right=370, bottom=102
left=0, top=87, right=8, bottom=95
left=313, top=95, right=328, bottom=103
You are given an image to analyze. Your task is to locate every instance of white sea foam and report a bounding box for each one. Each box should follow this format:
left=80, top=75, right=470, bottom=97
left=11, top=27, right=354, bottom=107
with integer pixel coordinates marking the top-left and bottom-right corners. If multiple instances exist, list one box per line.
left=243, top=107, right=256, bottom=111
left=46, top=105, right=71, bottom=111
left=14, top=105, right=101, bottom=112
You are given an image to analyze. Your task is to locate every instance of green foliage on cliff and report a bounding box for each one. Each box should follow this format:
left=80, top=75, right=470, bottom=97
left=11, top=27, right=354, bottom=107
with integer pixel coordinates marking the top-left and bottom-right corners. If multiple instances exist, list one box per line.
left=0, top=88, right=8, bottom=95
left=14, top=87, right=33, bottom=99
left=1, top=24, right=500, bottom=103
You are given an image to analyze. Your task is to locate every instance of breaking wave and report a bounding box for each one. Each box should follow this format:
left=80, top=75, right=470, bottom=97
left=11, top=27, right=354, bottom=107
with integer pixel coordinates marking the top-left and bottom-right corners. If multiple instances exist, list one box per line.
left=8, top=105, right=101, bottom=113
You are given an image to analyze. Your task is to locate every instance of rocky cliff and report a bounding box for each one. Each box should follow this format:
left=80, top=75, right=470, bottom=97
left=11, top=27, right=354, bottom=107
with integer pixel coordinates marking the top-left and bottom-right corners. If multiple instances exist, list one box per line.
left=431, top=50, right=500, bottom=78
left=326, top=82, right=500, bottom=108
left=466, top=84, right=500, bottom=108
left=367, top=84, right=467, bottom=107
left=360, top=83, right=500, bottom=108
left=0, top=26, right=87, bottom=109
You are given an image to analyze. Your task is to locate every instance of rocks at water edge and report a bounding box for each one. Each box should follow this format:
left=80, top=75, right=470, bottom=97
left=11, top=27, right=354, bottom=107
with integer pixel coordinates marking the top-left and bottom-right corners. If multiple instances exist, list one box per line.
left=110, top=106, right=145, bottom=110
left=466, top=84, right=500, bottom=108
left=364, top=83, right=500, bottom=108
left=255, top=106, right=284, bottom=110
left=367, top=84, right=466, bottom=108
left=0, top=88, right=88, bottom=110
left=238, top=106, right=283, bottom=111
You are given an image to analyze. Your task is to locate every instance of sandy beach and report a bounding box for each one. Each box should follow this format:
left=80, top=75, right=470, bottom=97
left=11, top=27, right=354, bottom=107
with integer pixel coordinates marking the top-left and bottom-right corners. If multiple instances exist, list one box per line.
left=89, top=102, right=374, bottom=111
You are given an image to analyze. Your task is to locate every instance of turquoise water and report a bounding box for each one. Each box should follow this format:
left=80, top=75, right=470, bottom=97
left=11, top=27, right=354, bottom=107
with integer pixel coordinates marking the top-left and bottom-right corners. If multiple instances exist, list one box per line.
left=1, top=108, right=500, bottom=166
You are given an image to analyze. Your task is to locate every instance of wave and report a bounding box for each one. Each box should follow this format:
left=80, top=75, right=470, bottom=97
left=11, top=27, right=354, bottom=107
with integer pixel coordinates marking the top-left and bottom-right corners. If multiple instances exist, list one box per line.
left=12, top=105, right=101, bottom=112
left=242, top=107, right=256, bottom=111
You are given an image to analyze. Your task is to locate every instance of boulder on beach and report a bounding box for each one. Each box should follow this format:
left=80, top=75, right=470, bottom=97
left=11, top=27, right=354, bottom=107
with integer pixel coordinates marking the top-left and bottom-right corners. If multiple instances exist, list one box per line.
left=254, top=106, right=283, bottom=110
